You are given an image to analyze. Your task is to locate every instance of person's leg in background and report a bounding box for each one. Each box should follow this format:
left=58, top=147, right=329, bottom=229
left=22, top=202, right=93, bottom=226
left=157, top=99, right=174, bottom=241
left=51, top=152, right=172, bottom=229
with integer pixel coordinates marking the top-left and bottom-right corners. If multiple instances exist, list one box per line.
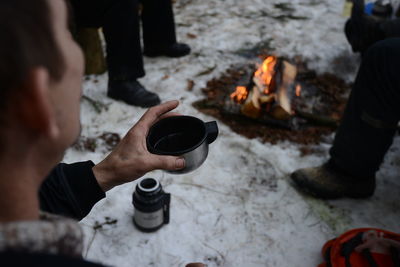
left=69, top=0, right=160, bottom=107
left=291, top=38, right=400, bottom=199
left=141, top=0, right=190, bottom=57
left=345, top=0, right=400, bottom=54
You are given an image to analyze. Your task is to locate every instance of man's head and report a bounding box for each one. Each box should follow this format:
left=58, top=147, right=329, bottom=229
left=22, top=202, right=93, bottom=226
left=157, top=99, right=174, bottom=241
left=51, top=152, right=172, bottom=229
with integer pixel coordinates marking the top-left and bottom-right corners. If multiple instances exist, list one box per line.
left=0, top=0, right=84, bottom=174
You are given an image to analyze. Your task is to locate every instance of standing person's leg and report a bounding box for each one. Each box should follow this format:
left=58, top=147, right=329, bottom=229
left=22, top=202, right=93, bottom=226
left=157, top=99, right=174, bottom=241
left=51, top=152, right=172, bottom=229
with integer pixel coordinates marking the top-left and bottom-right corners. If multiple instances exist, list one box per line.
left=141, top=0, right=190, bottom=57
left=102, top=0, right=161, bottom=108
left=142, top=0, right=176, bottom=48
left=69, top=0, right=160, bottom=108
left=291, top=38, right=400, bottom=199
left=101, top=0, right=144, bottom=80
left=70, top=0, right=144, bottom=78
left=69, top=0, right=107, bottom=28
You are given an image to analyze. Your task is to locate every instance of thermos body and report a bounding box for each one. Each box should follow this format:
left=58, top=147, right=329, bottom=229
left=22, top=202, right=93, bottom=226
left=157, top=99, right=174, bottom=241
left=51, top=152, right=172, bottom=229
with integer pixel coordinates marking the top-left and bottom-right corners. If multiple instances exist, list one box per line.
left=132, top=178, right=170, bottom=232
left=133, top=209, right=165, bottom=230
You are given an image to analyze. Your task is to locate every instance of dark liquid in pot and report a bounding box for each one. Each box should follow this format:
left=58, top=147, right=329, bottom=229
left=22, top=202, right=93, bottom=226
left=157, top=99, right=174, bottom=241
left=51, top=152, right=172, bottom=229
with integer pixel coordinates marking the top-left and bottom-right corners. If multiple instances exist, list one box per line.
left=153, top=132, right=199, bottom=153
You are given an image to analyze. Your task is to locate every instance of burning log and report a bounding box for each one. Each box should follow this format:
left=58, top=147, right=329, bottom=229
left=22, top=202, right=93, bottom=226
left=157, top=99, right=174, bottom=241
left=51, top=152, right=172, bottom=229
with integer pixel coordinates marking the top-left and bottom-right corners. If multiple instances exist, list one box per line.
left=271, top=106, right=291, bottom=121
left=296, top=110, right=339, bottom=128
left=259, top=94, right=276, bottom=104
left=241, top=86, right=261, bottom=119
left=271, top=60, right=297, bottom=120
left=230, top=56, right=299, bottom=121
left=276, top=60, right=297, bottom=114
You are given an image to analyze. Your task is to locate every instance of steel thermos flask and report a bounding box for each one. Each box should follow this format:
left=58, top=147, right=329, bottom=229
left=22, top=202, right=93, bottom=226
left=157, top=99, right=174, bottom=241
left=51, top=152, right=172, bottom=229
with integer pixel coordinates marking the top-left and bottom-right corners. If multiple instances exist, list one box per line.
left=132, top=178, right=171, bottom=232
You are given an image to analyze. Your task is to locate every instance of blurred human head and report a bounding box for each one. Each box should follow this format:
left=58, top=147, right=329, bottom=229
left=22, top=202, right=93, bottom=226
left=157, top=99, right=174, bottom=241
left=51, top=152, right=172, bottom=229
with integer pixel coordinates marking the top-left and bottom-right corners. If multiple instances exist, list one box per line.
left=0, top=0, right=84, bottom=175
left=0, top=0, right=64, bottom=96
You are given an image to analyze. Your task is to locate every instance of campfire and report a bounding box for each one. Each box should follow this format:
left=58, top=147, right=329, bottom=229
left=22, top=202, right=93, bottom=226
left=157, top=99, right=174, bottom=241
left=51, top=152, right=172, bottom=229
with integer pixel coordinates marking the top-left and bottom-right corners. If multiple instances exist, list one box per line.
left=230, top=56, right=300, bottom=121
left=193, top=54, right=350, bottom=145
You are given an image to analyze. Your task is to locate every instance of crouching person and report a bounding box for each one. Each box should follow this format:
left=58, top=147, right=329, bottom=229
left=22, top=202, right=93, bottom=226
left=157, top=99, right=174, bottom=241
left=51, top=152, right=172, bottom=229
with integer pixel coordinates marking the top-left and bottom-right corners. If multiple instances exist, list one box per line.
left=0, top=0, right=201, bottom=266
left=291, top=38, right=400, bottom=199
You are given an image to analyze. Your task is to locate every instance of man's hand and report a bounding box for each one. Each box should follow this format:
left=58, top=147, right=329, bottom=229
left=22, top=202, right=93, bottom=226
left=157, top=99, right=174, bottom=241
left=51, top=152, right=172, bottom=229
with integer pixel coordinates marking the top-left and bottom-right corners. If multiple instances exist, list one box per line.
left=355, top=230, right=400, bottom=254
left=92, top=100, right=185, bottom=191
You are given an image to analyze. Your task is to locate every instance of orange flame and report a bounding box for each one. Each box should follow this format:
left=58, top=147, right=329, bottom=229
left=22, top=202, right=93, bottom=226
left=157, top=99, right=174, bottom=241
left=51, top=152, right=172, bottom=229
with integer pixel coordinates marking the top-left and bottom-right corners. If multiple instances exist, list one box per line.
left=295, top=84, right=301, bottom=97
left=230, top=86, right=248, bottom=103
left=254, top=56, right=277, bottom=94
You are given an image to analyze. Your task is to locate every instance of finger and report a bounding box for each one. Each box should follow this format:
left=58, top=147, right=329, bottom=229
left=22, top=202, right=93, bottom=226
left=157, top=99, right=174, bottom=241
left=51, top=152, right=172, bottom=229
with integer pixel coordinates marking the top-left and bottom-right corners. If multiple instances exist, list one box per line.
left=139, top=100, right=179, bottom=128
left=364, top=230, right=378, bottom=240
left=355, top=242, right=371, bottom=252
left=154, top=112, right=183, bottom=124
left=387, top=239, right=400, bottom=248
left=148, top=154, right=185, bottom=171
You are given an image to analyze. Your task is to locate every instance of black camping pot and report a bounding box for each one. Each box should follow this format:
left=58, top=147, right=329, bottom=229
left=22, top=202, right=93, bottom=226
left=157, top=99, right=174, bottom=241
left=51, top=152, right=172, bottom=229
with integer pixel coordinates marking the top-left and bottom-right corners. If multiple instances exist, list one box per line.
left=132, top=178, right=170, bottom=232
left=147, top=116, right=219, bottom=174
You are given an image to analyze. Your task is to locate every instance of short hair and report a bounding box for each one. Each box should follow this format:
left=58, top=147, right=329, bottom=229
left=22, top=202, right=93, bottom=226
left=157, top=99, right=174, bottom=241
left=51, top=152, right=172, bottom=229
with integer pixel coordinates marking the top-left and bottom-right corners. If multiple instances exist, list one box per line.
left=0, top=0, right=65, bottom=104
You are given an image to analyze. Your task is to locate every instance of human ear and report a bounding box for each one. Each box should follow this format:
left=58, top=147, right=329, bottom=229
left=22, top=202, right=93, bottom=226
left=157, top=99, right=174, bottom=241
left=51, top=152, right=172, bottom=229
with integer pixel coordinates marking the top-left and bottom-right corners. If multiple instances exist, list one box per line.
left=16, top=67, right=60, bottom=139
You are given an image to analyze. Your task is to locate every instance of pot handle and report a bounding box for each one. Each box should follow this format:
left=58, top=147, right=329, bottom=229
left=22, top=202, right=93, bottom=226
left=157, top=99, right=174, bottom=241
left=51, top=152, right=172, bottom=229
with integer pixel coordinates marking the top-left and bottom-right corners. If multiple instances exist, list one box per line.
left=205, top=121, right=219, bottom=144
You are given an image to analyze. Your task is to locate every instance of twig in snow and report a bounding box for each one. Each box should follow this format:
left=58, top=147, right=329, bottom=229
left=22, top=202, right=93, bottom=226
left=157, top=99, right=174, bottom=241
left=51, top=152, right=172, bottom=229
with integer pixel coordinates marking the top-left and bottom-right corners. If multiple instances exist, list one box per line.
left=173, top=194, right=194, bottom=210
left=84, top=217, right=118, bottom=257
left=82, top=94, right=108, bottom=113
left=196, top=65, right=217, bottom=77
left=85, top=229, right=98, bottom=258
left=201, top=241, right=226, bottom=266
left=308, top=220, right=322, bottom=228
left=178, top=182, right=236, bottom=197
left=214, top=214, right=222, bottom=227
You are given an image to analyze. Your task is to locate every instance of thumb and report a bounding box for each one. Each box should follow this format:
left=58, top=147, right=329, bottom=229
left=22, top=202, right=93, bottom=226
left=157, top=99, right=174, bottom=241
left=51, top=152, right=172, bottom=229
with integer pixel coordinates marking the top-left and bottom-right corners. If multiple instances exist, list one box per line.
left=149, top=155, right=185, bottom=171
left=355, top=242, right=371, bottom=252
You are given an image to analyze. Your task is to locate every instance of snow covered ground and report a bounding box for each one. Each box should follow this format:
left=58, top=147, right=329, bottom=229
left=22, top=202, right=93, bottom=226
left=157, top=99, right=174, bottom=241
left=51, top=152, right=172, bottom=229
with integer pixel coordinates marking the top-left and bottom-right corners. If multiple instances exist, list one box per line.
left=64, top=0, right=400, bottom=266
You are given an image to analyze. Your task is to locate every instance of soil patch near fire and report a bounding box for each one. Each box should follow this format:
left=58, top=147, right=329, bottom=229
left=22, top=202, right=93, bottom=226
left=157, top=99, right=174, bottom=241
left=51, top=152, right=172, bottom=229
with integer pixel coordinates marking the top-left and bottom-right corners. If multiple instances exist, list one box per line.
left=193, top=61, right=351, bottom=147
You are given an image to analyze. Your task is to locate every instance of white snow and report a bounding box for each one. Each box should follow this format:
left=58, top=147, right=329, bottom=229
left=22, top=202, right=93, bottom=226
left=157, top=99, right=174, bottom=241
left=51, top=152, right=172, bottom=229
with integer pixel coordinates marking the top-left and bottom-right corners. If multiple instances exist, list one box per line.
left=63, top=0, right=400, bottom=266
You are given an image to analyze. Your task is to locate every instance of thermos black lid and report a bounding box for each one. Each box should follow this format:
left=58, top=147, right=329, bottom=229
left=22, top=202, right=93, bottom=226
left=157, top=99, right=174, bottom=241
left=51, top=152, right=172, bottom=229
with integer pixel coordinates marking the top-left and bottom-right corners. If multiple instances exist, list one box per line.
left=132, top=178, right=166, bottom=212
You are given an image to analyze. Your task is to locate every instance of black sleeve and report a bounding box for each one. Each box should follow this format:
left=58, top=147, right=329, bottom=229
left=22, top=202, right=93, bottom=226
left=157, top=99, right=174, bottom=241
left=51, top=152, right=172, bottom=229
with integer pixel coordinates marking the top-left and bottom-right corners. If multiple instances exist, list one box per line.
left=1, top=251, right=107, bottom=267
left=39, top=161, right=106, bottom=220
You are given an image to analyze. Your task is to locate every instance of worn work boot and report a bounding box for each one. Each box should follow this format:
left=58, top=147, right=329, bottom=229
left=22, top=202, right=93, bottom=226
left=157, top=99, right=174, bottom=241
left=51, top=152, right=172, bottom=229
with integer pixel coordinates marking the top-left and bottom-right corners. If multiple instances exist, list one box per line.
left=290, top=163, right=376, bottom=199
left=144, top=43, right=191, bottom=58
left=107, top=80, right=161, bottom=108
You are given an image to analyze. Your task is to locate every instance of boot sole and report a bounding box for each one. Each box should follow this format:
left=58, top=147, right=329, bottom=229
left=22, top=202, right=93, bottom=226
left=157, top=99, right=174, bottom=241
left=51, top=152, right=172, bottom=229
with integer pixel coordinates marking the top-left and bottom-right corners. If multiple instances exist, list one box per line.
left=107, top=93, right=160, bottom=108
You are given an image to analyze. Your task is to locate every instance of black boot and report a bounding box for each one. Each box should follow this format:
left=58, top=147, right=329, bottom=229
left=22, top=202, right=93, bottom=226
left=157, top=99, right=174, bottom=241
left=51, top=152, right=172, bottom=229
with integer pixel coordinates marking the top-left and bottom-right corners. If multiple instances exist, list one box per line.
left=144, top=43, right=191, bottom=58
left=290, top=162, right=376, bottom=199
left=107, top=80, right=161, bottom=108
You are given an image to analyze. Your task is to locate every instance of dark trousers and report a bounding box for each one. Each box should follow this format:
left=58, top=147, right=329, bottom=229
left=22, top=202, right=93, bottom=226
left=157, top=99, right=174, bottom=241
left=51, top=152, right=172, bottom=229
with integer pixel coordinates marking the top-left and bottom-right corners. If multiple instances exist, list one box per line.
left=329, top=38, right=400, bottom=179
left=70, top=0, right=177, bottom=80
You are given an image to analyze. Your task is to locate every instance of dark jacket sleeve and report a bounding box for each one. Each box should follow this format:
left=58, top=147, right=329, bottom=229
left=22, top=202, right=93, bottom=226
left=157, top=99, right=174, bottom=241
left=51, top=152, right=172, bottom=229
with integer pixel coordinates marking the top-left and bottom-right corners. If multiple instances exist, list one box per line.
left=1, top=251, right=106, bottom=266
left=39, top=161, right=106, bottom=220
